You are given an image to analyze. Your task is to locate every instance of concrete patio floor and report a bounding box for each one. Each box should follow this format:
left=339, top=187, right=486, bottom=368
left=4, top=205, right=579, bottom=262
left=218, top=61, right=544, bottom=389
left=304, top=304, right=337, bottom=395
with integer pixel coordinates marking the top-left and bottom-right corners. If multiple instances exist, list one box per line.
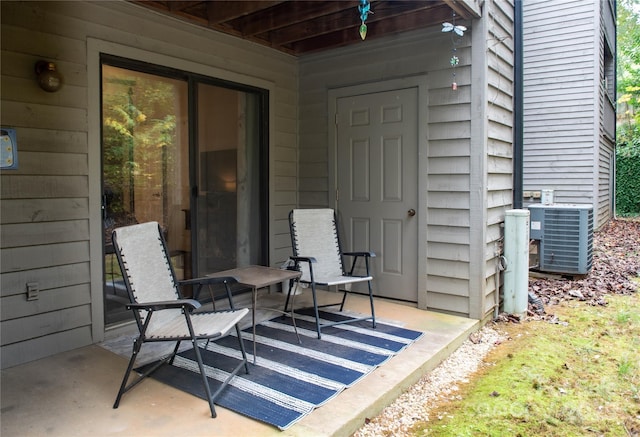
left=1, top=291, right=479, bottom=437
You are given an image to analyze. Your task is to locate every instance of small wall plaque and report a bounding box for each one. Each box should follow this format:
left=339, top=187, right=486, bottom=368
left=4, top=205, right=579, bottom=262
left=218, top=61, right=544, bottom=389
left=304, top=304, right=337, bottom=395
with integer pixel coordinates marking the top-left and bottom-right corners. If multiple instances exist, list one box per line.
left=1, top=128, right=18, bottom=170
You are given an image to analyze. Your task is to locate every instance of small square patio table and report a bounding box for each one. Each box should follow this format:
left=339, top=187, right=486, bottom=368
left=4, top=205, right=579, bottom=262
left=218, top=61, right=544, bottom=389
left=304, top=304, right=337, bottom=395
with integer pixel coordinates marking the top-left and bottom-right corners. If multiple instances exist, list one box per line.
left=207, top=265, right=302, bottom=363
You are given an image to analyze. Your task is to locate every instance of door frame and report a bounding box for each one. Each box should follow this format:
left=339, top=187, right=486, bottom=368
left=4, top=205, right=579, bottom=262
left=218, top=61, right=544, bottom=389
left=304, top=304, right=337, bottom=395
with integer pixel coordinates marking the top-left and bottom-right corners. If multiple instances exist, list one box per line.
left=327, top=76, right=429, bottom=309
left=88, top=38, right=275, bottom=341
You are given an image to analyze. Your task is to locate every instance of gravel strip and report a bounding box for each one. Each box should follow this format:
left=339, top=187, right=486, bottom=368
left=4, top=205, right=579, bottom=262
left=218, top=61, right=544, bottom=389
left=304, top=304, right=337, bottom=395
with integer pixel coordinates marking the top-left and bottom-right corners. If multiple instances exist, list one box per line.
left=354, top=325, right=506, bottom=437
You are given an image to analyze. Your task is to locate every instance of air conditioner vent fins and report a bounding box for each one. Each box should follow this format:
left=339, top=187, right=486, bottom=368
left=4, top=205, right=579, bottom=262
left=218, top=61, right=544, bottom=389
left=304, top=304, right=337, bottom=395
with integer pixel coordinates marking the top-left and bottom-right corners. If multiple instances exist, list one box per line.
left=528, top=204, right=594, bottom=275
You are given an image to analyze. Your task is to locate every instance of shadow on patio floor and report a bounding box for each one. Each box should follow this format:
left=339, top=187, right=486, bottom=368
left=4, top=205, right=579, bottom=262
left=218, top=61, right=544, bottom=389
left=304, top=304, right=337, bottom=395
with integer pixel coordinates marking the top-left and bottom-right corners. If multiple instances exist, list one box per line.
left=1, top=291, right=478, bottom=437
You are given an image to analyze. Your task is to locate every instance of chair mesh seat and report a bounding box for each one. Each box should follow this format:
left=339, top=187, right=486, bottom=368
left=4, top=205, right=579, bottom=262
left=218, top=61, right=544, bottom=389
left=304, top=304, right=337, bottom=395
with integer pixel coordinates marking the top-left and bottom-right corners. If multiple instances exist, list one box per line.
left=145, top=309, right=249, bottom=340
left=111, top=221, right=249, bottom=418
left=306, top=274, right=373, bottom=287
left=286, top=208, right=376, bottom=338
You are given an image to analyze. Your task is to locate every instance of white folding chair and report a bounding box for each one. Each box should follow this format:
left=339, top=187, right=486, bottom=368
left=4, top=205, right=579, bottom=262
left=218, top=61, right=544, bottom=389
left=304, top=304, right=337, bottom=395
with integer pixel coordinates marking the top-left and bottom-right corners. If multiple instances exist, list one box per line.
left=111, top=221, right=249, bottom=418
left=284, top=209, right=376, bottom=338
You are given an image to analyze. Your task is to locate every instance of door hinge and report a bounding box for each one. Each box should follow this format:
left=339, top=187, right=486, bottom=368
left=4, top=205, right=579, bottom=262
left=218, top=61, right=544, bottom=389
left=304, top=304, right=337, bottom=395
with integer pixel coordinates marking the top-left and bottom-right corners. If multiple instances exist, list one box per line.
left=336, top=189, right=339, bottom=201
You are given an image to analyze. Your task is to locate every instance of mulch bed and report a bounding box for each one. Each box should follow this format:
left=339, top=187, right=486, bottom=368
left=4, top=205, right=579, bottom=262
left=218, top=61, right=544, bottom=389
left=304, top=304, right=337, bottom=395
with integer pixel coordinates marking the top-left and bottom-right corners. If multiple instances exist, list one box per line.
left=506, top=217, right=640, bottom=321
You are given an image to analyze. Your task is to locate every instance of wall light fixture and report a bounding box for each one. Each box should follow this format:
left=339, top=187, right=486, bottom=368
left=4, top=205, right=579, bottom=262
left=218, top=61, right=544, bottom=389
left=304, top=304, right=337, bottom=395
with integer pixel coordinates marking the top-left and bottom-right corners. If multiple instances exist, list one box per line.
left=35, top=60, right=63, bottom=92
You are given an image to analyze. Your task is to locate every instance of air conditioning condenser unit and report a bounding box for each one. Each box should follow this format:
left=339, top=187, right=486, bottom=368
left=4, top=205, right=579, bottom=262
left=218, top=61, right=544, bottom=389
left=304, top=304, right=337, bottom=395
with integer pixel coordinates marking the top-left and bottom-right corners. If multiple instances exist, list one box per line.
left=528, top=204, right=594, bottom=275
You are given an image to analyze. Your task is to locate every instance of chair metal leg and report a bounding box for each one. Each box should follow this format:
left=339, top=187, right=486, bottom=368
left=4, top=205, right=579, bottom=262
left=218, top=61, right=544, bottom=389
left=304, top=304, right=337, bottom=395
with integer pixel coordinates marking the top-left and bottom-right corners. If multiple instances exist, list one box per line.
left=114, top=338, right=183, bottom=410
left=167, top=340, right=181, bottom=365
left=339, top=288, right=348, bottom=311
left=191, top=338, right=218, bottom=418
left=113, top=338, right=142, bottom=409
left=310, top=282, right=322, bottom=339
left=199, top=327, right=250, bottom=418
left=367, top=279, right=376, bottom=328
left=234, top=323, right=250, bottom=374
left=315, top=279, right=377, bottom=336
left=283, top=281, right=293, bottom=313
left=281, top=280, right=302, bottom=344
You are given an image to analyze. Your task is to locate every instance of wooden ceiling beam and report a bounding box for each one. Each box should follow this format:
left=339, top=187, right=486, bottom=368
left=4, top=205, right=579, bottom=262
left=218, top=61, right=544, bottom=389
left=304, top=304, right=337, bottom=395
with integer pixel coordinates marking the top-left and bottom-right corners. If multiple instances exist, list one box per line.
left=443, top=0, right=482, bottom=19
left=204, top=1, right=284, bottom=24
left=267, top=1, right=441, bottom=46
left=130, top=0, right=463, bottom=56
left=133, top=1, right=202, bottom=13
left=232, top=1, right=353, bottom=36
left=132, top=1, right=210, bottom=27
left=289, top=5, right=454, bottom=55
left=167, top=1, right=202, bottom=12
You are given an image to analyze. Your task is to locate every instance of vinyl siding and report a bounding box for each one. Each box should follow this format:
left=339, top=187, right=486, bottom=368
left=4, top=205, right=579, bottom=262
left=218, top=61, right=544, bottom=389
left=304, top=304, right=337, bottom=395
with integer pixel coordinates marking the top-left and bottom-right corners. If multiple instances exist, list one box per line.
left=1, top=0, right=516, bottom=367
left=522, top=0, right=597, bottom=206
left=298, top=0, right=514, bottom=319
left=299, top=26, right=475, bottom=315
left=0, top=0, right=298, bottom=368
left=596, top=0, right=616, bottom=226
left=522, top=0, right=615, bottom=229
left=484, top=0, right=515, bottom=316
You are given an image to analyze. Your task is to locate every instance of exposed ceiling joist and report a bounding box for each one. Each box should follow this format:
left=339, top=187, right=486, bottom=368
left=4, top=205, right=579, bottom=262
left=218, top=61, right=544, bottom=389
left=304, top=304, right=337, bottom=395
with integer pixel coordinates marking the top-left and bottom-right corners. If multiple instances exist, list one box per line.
left=133, top=0, right=479, bottom=56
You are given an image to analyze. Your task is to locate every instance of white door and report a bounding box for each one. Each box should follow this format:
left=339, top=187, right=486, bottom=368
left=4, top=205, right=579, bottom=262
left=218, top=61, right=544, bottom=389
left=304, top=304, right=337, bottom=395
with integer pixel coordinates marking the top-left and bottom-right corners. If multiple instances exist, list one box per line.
left=336, top=87, right=418, bottom=302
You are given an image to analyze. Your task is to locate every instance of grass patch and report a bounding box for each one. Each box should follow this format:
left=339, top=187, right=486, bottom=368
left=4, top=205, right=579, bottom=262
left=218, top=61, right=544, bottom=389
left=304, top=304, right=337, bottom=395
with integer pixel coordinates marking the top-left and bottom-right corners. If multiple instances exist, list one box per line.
left=411, top=292, right=640, bottom=436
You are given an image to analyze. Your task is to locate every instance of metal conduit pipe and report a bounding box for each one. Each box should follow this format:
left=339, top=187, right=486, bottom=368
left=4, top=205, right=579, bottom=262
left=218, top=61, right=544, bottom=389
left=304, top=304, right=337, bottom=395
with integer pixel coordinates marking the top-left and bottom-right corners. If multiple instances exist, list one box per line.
left=513, top=0, right=524, bottom=209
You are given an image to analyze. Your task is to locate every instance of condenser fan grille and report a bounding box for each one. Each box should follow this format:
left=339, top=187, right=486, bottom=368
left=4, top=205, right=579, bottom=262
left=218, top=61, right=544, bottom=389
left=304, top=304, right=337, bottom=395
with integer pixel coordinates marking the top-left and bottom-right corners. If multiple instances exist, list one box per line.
left=529, top=204, right=594, bottom=275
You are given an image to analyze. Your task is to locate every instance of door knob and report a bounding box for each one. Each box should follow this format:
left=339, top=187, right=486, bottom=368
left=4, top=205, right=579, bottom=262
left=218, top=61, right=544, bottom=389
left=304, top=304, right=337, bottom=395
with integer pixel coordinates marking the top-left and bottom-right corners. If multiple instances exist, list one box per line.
left=408, top=208, right=416, bottom=217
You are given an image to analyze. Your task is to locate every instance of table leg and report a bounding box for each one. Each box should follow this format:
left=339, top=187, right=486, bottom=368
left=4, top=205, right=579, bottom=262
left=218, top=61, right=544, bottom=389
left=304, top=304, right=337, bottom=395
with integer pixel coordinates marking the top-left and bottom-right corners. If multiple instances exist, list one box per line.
left=290, top=279, right=301, bottom=344
left=252, top=286, right=257, bottom=364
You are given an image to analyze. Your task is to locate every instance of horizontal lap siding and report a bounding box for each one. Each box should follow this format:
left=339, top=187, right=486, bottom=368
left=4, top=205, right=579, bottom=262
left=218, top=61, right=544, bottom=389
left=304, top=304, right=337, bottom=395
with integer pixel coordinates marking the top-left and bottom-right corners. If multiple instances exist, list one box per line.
left=0, top=0, right=297, bottom=368
left=524, top=0, right=615, bottom=230
left=427, top=33, right=474, bottom=315
left=522, top=0, right=597, bottom=206
left=297, top=0, right=514, bottom=319
left=596, top=2, right=615, bottom=228
left=1, top=3, right=92, bottom=367
left=484, top=0, right=514, bottom=317
left=272, top=81, right=299, bottom=262
left=299, top=2, right=513, bottom=318
left=597, top=135, right=614, bottom=227
left=298, top=25, right=476, bottom=316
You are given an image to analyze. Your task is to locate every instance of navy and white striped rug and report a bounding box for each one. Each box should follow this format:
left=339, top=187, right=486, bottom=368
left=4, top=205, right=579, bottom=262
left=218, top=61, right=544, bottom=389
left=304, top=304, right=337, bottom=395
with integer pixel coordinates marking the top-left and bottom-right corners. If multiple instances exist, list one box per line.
left=143, top=310, right=423, bottom=430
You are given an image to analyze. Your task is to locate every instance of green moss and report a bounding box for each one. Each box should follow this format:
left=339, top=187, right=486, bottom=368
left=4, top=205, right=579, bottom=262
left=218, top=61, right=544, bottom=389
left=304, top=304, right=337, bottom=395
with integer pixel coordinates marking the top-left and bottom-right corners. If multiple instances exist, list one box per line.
left=411, top=293, right=640, bottom=436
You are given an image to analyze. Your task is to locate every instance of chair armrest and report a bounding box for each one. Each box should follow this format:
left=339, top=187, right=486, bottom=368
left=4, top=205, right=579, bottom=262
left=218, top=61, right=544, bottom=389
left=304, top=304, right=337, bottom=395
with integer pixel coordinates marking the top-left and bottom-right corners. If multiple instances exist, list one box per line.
left=290, top=256, right=319, bottom=282
left=127, top=299, right=201, bottom=312
left=178, top=276, right=238, bottom=287
left=342, top=251, right=375, bottom=277
left=178, top=276, right=239, bottom=303
left=343, top=251, right=376, bottom=258
left=289, top=256, right=317, bottom=263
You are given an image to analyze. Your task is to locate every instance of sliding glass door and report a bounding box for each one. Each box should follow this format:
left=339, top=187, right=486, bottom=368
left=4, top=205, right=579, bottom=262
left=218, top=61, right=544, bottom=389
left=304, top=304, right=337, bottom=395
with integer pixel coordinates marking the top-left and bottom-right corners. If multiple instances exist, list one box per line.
left=101, top=59, right=267, bottom=326
left=195, top=84, right=263, bottom=273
